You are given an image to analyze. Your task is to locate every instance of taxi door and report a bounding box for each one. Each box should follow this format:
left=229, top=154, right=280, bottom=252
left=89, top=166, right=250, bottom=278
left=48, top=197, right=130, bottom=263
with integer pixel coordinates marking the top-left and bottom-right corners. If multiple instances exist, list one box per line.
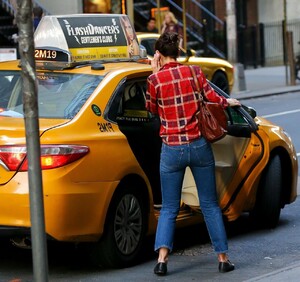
left=108, top=77, right=162, bottom=204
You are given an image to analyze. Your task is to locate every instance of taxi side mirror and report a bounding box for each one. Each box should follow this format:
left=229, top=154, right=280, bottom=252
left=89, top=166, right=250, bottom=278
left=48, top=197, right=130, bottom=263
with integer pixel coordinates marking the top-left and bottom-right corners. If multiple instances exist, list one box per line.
left=243, top=105, right=257, bottom=119
left=139, top=45, right=148, bottom=59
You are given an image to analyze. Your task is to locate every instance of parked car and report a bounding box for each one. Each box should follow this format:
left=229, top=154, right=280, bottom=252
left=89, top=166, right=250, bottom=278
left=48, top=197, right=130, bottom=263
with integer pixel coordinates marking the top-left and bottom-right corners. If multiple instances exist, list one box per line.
left=137, top=32, right=234, bottom=94
left=0, top=14, right=297, bottom=268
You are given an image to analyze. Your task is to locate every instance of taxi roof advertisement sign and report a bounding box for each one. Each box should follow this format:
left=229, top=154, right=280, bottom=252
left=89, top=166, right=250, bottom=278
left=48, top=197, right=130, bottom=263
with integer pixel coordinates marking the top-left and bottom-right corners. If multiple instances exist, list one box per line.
left=34, top=14, right=140, bottom=62
left=58, top=16, right=126, bottom=48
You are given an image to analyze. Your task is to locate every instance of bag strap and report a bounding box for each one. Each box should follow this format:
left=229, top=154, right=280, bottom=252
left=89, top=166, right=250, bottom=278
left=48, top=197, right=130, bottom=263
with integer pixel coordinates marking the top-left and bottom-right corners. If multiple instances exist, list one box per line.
left=188, top=65, right=204, bottom=101
left=189, top=65, right=200, bottom=92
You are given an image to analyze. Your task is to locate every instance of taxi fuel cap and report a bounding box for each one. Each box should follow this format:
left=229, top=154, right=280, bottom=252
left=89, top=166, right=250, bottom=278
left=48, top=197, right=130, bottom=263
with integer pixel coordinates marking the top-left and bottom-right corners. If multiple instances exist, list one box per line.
left=34, top=14, right=143, bottom=69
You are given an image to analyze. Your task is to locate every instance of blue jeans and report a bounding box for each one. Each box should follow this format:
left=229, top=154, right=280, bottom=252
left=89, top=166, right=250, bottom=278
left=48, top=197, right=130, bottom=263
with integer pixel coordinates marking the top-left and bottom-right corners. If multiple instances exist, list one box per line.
left=154, top=137, right=228, bottom=254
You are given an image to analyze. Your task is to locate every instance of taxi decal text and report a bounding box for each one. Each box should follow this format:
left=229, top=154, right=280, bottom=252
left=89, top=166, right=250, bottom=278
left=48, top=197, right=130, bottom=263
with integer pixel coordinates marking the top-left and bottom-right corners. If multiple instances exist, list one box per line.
left=97, top=122, right=114, bottom=132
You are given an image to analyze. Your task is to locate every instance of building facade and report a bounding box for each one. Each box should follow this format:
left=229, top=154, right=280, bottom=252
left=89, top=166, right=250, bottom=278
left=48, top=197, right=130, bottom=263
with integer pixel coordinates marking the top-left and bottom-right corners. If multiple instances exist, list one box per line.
left=35, top=0, right=122, bottom=15
left=8, top=0, right=300, bottom=66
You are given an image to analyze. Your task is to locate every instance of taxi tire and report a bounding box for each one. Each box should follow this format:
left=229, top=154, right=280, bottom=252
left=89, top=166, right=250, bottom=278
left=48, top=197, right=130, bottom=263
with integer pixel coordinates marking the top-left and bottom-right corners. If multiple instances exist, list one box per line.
left=251, top=154, right=282, bottom=229
left=211, top=71, right=230, bottom=94
left=90, top=183, right=148, bottom=268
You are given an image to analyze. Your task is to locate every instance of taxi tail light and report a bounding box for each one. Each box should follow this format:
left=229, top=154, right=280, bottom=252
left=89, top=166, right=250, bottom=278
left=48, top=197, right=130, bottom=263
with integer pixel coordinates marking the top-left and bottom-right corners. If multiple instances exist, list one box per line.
left=0, top=145, right=89, bottom=171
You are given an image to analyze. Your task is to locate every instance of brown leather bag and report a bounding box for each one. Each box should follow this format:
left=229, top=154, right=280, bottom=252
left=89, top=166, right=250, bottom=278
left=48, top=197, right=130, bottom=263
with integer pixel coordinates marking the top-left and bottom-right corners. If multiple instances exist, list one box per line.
left=189, top=66, right=228, bottom=143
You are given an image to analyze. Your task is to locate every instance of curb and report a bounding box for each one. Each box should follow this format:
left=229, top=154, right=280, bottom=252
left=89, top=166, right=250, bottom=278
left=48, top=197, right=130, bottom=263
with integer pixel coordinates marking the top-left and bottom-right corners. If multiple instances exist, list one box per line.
left=244, top=262, right=300, bottom=282
left=231, top=85, right=300, bottom=100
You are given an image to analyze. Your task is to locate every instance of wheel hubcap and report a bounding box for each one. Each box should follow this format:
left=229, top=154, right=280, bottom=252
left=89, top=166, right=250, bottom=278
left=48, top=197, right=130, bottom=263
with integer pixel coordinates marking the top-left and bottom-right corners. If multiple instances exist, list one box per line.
left=114, top=194, right=143, bottom=255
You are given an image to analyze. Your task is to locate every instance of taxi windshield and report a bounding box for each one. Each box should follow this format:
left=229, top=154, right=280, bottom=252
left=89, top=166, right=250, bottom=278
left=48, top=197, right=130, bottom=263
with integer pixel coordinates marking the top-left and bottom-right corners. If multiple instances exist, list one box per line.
left=0, top=71, right=103, bottom=119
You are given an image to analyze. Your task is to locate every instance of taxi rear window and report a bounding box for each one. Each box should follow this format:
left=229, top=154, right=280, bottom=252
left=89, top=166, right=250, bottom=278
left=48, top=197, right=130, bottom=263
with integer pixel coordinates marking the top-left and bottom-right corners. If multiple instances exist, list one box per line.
left=0, top=71, right=103, bottom=119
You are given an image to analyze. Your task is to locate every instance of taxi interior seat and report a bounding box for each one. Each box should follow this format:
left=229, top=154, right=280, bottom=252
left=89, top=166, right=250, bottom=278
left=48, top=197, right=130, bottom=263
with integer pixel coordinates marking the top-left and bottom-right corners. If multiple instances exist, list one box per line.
left=123, top=83, right=146, bottom=112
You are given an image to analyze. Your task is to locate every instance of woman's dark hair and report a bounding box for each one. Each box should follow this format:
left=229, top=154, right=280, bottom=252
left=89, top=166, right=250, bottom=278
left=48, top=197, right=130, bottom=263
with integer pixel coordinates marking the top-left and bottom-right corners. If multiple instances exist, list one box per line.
left=155, top=32, right=180, bottom=59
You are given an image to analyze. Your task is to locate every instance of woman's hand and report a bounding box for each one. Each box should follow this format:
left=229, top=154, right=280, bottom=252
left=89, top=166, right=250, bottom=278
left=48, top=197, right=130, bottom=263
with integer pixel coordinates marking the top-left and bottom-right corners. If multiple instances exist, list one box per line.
left=226, top=98, right=241, bottom=107
left=151, top=51, right=161, bottom=74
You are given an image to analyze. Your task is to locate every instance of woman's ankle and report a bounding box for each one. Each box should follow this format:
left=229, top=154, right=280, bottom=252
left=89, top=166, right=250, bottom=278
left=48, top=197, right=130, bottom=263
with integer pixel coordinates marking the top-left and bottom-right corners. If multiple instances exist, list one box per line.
left=158, top=247, right=169, bottom=263
left=218, top=253, right=229, bottom=262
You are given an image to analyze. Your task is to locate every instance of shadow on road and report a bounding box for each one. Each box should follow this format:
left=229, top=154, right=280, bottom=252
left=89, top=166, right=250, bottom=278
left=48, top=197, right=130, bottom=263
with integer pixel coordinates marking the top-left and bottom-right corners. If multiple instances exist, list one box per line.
left=0, top=209, right=295, bottom=280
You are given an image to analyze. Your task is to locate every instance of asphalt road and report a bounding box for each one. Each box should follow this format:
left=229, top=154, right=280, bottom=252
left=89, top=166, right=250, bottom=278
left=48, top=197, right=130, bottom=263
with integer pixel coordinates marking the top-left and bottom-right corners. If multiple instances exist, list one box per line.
left=1, top=198, right=300, bottom=282
left=0, top=92, right=299, bottom=281
left=243, top=91, right=300, bottom=178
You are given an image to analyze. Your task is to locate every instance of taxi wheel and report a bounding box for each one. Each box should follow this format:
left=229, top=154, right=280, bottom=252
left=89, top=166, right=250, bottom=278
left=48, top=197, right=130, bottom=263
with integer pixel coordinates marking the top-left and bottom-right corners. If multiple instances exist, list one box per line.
left=251, top=154, right=282, bottom=229
left=211, top=71, right=229, bottom=94
left=91, top=183, right=148, bottom=268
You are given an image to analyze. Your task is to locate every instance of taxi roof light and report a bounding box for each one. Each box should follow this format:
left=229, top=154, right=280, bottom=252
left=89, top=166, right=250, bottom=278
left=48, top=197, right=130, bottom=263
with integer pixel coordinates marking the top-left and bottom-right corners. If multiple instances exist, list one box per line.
left=34, top=14, right=146, bottom=70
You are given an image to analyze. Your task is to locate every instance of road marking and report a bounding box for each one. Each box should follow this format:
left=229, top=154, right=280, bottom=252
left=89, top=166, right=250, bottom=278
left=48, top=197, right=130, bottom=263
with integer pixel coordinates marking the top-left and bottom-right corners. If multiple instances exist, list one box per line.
left=262, top=113, right=300, bottom=160
left=263, top=109, right=300, bottom=118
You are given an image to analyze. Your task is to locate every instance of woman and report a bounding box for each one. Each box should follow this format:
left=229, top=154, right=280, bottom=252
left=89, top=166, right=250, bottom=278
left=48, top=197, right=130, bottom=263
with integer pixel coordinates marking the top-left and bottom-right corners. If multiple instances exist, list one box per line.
left=161, top=11, right=183, bottom=47
left=146, top=32, right=240, bottom=276
left=161, top=11, right=182, bottom=35
left=33, top=6, right=44, bottom=31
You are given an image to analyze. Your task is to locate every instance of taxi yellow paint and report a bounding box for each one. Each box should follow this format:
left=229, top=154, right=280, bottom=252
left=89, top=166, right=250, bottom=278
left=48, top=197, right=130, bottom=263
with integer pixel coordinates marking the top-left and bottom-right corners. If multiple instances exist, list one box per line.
left=0, top=14, right=297, bottom=268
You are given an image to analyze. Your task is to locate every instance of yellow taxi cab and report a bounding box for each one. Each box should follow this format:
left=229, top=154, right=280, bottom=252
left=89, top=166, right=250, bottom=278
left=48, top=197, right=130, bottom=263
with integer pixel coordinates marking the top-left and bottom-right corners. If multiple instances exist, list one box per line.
left=0, top=14, right=297, bottom=268
left=137, top=32, right=234, bottom=94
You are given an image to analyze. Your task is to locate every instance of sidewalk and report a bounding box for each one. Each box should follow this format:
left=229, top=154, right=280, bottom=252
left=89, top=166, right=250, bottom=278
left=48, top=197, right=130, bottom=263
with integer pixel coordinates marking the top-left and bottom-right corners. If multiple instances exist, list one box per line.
left=231, top=65, right=300, bottom=100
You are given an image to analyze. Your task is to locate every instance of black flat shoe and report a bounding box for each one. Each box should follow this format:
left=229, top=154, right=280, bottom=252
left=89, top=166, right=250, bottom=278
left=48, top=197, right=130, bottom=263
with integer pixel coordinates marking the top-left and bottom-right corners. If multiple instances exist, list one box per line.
left=154, top=262, right=167, bottom=276
left=219, top=260, right=235, bottom=273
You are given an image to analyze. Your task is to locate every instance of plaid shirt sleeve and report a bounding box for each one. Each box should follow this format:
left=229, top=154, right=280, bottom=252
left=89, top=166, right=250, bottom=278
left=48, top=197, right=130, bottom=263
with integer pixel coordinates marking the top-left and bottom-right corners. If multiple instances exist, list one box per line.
left=146, top=77, right=158, bottom=114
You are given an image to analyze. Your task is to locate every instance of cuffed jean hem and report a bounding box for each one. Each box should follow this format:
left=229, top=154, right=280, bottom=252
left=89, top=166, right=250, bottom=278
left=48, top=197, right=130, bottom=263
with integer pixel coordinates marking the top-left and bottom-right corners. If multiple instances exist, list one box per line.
left=215, top=249, right=229, bottom=254
left=154, top=246, right=228, bottom=254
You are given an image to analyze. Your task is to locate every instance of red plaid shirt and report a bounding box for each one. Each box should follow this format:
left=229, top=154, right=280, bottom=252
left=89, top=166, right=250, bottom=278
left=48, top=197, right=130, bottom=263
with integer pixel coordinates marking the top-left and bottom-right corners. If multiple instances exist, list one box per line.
left=146, top=62, right=228, bottom=145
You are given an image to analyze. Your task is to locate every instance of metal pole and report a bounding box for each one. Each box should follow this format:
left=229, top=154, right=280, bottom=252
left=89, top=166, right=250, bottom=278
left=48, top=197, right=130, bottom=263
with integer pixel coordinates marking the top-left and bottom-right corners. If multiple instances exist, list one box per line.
left=182, top=0, right=187, bottom=50
left=16, top=0, right=49, bottom=281
left=226, top=0, right=237, bottom=64
left=126, top=0, right=134, bottom=22
left=283, top=0, right=288, bottom=85
left=157, top=0, right=161, bottom=33
left=287, top=31, right=296, bottom=85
